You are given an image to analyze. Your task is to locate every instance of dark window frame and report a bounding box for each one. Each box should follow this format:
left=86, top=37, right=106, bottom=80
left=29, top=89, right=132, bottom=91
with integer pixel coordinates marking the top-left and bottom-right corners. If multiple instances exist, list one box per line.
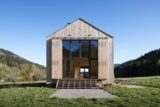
left=62, top=40, right=98, bottom=79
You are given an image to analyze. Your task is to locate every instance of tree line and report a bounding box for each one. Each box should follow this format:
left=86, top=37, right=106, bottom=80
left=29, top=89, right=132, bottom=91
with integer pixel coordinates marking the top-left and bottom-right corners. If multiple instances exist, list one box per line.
left=115, top=49, right=160, bottom=77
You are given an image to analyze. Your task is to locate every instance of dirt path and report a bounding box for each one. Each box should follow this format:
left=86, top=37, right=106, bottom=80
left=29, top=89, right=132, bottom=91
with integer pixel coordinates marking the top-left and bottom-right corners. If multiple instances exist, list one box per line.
left=50, top=89, right=117, bottom=99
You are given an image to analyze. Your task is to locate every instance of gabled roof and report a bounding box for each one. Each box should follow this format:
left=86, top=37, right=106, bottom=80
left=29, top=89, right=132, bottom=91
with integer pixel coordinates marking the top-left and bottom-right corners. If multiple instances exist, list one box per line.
left=78, top=18, right=113, bottom=38
left=47, top=18, right=113, bottom=39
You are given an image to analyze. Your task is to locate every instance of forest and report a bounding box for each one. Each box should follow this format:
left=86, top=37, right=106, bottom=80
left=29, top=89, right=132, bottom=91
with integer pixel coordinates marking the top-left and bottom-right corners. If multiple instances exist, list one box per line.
left=115, top=49, right=160, bottom=77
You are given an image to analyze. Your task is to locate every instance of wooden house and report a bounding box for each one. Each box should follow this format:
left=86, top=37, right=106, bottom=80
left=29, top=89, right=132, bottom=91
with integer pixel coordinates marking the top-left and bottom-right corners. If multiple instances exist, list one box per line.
left=46, top=18, right=114, bottom=88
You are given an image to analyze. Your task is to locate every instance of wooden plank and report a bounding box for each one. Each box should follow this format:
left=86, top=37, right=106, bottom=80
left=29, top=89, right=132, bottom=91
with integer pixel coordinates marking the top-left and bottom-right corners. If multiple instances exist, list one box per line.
left=62, top=80, right=64, bottom=88
left=68, top=79, right=70, bottom=89
left=56, top=79, right=59, bottom=88
left=95, top=79, right=97, bottom=89
left=98, top=39, right=108, bottom=79
left=98, top=38, right=114, bottom=83
left=51, top=39, right=63, bottom=79
left=90, top=79, right=92, bottom=88
left=46, top=40, right=52, bottom=83
left=108, top=38, right=114, bottom=84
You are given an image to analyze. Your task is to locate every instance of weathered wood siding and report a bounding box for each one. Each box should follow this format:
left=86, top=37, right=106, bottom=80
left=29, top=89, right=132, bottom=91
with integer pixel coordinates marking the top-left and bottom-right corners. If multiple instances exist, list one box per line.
left=98, top=38, right=114, bottom=83
left=51, top=39, right=63, bottom=79
left=46, top=40, right=52, bottom=82
left=98, top=39, right=108, bottom=79
left=108, top=38, right=114, bottom=84
left=48, top=20, right=109, bottom=40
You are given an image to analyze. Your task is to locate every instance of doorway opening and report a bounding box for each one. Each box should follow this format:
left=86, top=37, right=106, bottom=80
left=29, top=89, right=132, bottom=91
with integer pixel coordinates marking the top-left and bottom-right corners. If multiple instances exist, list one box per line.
left=80, top=67, right=89, bottom=78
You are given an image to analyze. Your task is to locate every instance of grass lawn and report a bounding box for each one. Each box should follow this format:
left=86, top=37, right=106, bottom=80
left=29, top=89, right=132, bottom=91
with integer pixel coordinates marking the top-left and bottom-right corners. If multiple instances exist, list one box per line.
left=128, top=76, right=160, bottom=88
left=105, top=86, right=160, bottom=107
left=0, top=77, right=160, bottom=107
left=0, top=87, right=159, bottom=107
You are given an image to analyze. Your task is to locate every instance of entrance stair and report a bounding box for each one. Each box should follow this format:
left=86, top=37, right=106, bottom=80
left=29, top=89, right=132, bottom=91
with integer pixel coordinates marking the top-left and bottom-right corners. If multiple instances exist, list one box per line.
left=56, top=79, right=104, bottom=89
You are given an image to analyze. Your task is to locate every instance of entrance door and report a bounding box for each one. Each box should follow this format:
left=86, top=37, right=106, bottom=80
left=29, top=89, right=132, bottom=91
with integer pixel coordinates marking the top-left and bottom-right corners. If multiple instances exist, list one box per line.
left=80, top=67, right=89, bottom=78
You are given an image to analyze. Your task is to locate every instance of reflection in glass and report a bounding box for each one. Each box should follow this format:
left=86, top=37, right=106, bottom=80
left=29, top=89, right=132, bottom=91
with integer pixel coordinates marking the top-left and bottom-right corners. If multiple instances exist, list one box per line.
left=84, top=68, right=89, bottom=78
left=81, top=48, right=89, bottom=58
left=90, top=40, right=98, bottom=58
left=63, top=41, right=70, bottom=58
left=63, top=40, right=98, bottom=79
left=81, top=40, right=89, bottom=47
left=90, top=60, right=98, bottom=78
left=63, top=60, right=70, bottom=78
left=71, top=41, right=80, bottom=58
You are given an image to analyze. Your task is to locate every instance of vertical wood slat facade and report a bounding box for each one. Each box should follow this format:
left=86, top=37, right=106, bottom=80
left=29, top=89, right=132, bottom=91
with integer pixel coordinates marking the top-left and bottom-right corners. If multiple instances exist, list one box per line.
left=98, top=39, right=108, bottom=80
left=98, top=38, right=114, bottom=83
left=51, top=39, right=63, bottom=79
left=46, top=18, right=114, bottom=84
left=46, top=40, right=52, bottom=82
left=108, top=38, right=114, bottom=84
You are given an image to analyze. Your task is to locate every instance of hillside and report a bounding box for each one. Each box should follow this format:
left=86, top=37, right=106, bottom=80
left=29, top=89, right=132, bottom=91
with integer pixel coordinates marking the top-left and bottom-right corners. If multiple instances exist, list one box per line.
left=114, top=64, right=120, bottom=68
left=0, top=49, right=46, bottom=82
left=115, top=49, right=160, bottom=77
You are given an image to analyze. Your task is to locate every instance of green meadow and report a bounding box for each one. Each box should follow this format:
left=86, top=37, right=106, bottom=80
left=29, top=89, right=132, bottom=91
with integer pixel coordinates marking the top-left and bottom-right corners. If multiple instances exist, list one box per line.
left=0, top=77, right=160, bottom=107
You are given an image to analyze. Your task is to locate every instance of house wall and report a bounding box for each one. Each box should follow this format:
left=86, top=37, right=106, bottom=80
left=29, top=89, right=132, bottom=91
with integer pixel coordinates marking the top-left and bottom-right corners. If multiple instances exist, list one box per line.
left=47, top=20, right=108, bottom=40
left=51, top=39, right=63, bottom=79
left=46, top=40, right=52, bottom=83
left=98, top=39, right=108, bottom=79
left=98, top=38, right=114, bottom=84
left=46, top=19, right=114, bottom=84
left=47, top=38, right=114, bottom=84
left=108, top=38, right=114, bottom=84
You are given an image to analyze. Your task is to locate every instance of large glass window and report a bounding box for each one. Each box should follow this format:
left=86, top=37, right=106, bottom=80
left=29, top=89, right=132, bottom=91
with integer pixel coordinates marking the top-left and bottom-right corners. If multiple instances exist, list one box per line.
left=63, top=60, right=71, bottom=78
left=63, top=40, right=98, bottom=79
left=81, top=40, right=89, bottom=58
left=71, top=41, right=80, bottom=58
left=81, top=40, right=89, bottom=47
left=90, top=40, right=98, bottom=58
left=81, top=48, right=89, bottom=58
left=63, top=41, right=70, bottom=58
left=90, top=60, right=98, bottom=79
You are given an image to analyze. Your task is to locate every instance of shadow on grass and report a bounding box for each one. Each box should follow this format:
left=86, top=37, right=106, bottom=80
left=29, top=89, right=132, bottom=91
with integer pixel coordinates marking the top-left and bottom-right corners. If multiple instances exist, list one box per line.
left=0, top=82, right=55, bottom=88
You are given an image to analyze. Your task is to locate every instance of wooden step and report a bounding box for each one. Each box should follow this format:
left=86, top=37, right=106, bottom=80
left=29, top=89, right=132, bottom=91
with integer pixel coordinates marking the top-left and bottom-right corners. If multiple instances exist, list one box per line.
left=56, top=79, right=103, bottom=89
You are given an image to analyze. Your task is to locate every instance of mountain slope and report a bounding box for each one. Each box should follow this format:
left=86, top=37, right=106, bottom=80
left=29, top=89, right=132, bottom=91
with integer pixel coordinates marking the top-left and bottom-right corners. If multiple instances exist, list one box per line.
left=0, top=49, right=45, bottom=82
left=114, top=64, right=120, bottom=68
left=115, top=49, right=160, bottom=77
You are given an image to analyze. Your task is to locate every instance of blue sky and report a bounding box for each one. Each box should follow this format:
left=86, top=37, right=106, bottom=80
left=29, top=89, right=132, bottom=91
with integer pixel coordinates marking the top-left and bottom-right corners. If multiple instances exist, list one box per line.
left=0, top=0, right=160, bottom=66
